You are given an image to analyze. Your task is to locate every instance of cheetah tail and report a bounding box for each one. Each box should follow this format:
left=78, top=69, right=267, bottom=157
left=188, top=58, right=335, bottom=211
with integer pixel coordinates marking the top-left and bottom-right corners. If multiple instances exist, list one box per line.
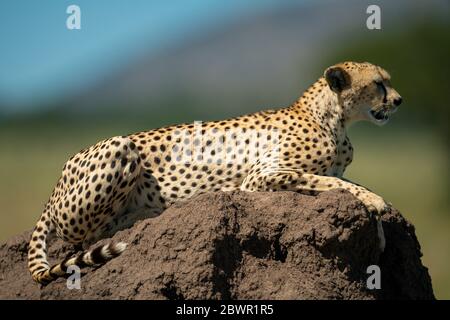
left=33, top=241, right=127, bottom=285
left=28, top=209, right=127, bottom=285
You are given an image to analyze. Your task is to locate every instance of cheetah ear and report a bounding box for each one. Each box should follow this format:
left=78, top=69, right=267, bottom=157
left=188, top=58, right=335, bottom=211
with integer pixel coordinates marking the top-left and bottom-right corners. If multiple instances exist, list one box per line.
left=324, top=67, right=350, bottom=93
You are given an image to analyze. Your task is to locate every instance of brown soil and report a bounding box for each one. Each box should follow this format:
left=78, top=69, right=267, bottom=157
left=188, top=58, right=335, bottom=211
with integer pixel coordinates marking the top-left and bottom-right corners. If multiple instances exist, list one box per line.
left=0, top=190, right=434, bottom=299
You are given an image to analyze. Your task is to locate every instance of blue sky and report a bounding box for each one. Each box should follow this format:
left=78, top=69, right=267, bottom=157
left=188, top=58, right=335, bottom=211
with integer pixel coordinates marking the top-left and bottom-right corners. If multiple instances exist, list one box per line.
left=0, top=0, right=299, bottom=111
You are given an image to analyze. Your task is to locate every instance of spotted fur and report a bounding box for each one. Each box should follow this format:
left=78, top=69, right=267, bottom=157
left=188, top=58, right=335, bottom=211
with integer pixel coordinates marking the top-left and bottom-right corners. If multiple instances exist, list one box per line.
left=28, top=61, right=402, bottom=284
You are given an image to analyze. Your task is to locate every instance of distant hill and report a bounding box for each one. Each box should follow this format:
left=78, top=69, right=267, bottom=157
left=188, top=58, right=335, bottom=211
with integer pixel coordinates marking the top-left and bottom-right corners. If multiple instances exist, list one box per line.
left=1, top=0, right=446, bottom=120
left=58, top=0, right=446, bottom=117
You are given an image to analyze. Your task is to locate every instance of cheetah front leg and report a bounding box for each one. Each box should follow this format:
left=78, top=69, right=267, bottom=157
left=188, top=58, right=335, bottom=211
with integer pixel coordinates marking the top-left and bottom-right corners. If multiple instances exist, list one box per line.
left=240, top=168, right=387, bottom=251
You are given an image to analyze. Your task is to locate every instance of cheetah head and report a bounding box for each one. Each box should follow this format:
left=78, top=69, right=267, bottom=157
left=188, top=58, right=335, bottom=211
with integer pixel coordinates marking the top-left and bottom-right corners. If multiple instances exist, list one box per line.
left=324, top=61, right=402, bottom=126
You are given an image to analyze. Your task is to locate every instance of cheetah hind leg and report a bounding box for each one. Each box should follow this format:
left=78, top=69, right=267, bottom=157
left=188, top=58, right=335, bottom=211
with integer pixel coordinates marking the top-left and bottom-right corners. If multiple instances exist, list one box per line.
left=82, top=207, right=163, bottom=249
left=108, top=207, right=163, bottom=234
left=34, top=207, right=162, bottom=285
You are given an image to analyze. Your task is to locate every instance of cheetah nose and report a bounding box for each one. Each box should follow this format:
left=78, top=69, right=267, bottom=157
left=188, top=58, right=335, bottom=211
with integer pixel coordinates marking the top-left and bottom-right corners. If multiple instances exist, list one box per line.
left=393, top=97, right=402, bottom=106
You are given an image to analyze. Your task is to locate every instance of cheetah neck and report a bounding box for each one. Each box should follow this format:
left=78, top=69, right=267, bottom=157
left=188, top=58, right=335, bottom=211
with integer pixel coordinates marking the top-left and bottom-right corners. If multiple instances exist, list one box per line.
left=291, top=78, right=347, bottom=139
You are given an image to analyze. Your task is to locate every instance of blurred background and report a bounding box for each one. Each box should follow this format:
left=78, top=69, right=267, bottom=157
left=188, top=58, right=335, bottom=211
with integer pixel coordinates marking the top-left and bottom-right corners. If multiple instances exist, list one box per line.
left=0, top=0, right=448, bottom=297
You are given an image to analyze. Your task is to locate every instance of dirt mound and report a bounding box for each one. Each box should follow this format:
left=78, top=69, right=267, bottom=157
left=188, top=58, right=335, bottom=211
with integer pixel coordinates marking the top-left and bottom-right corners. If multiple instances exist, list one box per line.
left=0, top=190, right=434, bottom=299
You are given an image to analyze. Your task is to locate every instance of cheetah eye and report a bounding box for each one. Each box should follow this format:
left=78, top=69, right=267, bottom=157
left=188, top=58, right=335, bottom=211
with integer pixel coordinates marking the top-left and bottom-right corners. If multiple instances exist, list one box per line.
left=375, top=81, right=387, bottom=102
left=375, top=81, right=385, bottom=91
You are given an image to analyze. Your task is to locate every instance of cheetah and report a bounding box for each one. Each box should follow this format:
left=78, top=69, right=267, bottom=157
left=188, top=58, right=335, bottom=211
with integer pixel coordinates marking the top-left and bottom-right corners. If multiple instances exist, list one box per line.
left=28, top=61, right=402, bottom=285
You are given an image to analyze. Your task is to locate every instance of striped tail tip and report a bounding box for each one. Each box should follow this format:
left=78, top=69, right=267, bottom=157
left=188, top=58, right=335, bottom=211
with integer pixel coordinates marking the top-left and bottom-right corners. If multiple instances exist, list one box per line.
left=31, top=241, right=128, bottom=285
